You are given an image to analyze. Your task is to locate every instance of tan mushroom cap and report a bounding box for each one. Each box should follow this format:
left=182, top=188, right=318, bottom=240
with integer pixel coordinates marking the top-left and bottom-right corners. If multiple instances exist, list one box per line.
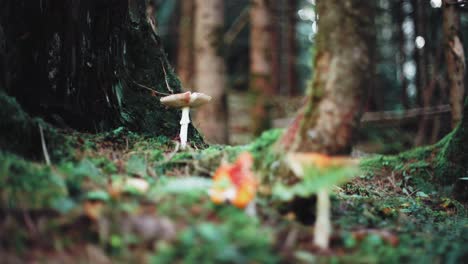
left=160, top=92, right=212, bottom=108
left=286, top=153, right=359, bottom=170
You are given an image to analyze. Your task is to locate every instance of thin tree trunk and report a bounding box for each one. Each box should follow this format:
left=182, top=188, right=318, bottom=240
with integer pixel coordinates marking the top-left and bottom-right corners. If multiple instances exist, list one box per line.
left=414, top=42, right=443, bottom=146
left=396, top=0, right=410, bottom=109
left=276, top=0, right=375, bottom=155
left=414, top=0, right=429, bottom=106
left=177, top=0, right=195, bottom=88
left=194, top=0, right=228, bottom=144
left=286, top=0, right=298, bottom=96
left=443, top=0, right=466, bottom=128
left=270, top=1, right=281, bottom=94
left=250, top=0, right=273, bottom=136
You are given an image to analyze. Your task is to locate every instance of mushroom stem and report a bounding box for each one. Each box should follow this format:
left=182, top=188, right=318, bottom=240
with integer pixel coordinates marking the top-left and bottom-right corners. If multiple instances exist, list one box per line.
left=179, top=107, right=191, bottom=149
left=179, top=107, right=190, bottom=149
left=314, top=188, right=331, bottom=249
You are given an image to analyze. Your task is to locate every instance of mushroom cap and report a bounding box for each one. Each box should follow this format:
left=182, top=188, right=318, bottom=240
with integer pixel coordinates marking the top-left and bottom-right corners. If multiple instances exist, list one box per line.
left=209, top=152, right=257, bottom=209
left=160, top=92, right=211, bottom=108
left=285, top=152, right=359, bottom=177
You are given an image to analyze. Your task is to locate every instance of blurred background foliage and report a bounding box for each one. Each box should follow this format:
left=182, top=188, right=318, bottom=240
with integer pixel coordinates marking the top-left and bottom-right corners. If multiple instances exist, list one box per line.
left=154, top=0, right=468, bottom=153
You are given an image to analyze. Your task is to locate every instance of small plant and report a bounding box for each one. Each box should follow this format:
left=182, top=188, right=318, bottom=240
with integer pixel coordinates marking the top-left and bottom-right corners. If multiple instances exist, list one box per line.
left=274, top=153, right=359, bottom=250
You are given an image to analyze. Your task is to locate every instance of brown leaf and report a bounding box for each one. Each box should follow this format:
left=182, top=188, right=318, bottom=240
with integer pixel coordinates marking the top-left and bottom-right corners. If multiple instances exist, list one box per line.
left=83, top=201, right=104, bottom=221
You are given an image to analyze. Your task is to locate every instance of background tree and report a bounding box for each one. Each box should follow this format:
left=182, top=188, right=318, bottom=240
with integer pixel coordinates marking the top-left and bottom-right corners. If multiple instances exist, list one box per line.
left=414, top=0, right=429, bottom=107
left=177, top=0, right=195, bottom=88
left=250, top=0, right=274, bottom=136
left=443, top=0, right=466, bottom=128
left=194, top=0, right=229, bottom=144
left=276, top=0, right=375, bottom=155
left=286, top=0, right=298, bottom=96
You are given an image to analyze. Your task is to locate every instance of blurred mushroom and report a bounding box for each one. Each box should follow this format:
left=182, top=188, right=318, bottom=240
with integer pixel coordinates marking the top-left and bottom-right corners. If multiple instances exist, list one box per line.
left=160, top=92, right=211, bottom=150
left=285, top=153, right=359, bottom=250
left=209, top=152, right=257, bottom=210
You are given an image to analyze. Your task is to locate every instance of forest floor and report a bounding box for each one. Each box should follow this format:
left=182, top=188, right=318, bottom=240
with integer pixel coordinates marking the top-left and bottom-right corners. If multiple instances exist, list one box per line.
left=0, top=127, right=467, bottom=263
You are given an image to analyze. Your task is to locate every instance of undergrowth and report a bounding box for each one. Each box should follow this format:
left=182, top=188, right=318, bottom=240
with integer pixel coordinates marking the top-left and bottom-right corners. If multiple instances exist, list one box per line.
left=0, top=122, right=467, bottom=263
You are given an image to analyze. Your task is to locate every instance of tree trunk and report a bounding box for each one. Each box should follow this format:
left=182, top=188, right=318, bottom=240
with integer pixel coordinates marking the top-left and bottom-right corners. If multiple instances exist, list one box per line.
left=396, top=0, right=409, bottom=109
left=276, top=0, right=375, bottom=155
left=194, top=0, right=228, bottom=144
left=177, top=0, right=195, bottom=88
left=435, top=97, right=468, bottom=200
left=414, top=0, right=429, bottom=107
left=269, top=1, right=281, bottom=94
left=443, top=0, right=466, bottom=128
left=250, top=0, right=273, bottom=136
left=0, top=0, right=200, bottom=140
left=286, top=0, right=298, bottom=96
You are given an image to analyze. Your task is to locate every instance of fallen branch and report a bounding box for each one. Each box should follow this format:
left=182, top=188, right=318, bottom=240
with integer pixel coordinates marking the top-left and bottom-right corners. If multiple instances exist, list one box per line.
left=224, top=5, right=250, bottom=45
left=273, top=105, right=451, bottom=128
left=361, top=105, right=451, bottom=124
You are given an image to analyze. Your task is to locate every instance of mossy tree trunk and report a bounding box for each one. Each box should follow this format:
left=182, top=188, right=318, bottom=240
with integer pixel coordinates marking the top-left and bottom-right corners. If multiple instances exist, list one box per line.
left=436, top=98, right=468, bottom=199
left=0, top=0, right=201, bottom=140
left=443, top=0, right=466, bottom=128
left=276, top=0, right=375, bottom=155
left=250, top=0, right=274, bottom=136
left=194, top=0, right=229, bottom=144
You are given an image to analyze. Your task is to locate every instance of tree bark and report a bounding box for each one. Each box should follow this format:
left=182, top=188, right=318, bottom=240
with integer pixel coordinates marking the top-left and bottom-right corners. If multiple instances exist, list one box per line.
left=286, top=0, right=298, bottom=96
left=396, top=0, right=409, bottom=109
left=177, top=0, right=195, bottom=88
left=443, top=0, right=466, bottom=128
left=194, top=0, right=229, bottom=144
left=250, top=0, right=273, bottom=136
left=269, top=1, right=281, bottom=94
left=414, top=0, right=429, bottom=107
left=435, top=97, right=468, bottom=200
left=276, top=0, right=375, bottom=155
left=0, top=0, right=201, bottom=140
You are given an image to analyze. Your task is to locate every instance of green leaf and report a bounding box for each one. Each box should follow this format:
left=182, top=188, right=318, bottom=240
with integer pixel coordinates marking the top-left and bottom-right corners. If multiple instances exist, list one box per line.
left=126, top=155, right=147, bottom=177
left=73, top=159, right=100, bottom=179
left=156, top=177, right=212, bottom=194
left=273, top=166, right=359, bottom=201
left=85, top=190, right=110, bottom=201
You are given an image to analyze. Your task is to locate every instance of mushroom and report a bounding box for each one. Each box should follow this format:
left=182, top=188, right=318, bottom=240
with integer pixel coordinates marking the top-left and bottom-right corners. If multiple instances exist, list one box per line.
left=209, top=152, right=257, bottom=210
left=160, top=92, right=211, bottom=149
left=285, top=153, right=359, bottom=250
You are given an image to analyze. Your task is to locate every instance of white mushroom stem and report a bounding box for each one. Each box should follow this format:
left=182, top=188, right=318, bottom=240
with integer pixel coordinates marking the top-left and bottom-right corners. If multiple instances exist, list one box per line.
left=314, top=188, right=331, bottom=249
left=179, top=107, right=191, bottom=149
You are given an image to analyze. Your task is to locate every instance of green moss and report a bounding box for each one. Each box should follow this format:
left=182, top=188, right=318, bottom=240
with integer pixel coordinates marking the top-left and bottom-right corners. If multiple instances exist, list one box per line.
left=152, top=192, right=278, bottom=264
left=361, top=143, right=436, bottom=172
left=360, top=104, right=468, bottom=198
left=334, top=189, right=468, bottom=264
left=0, top=91, right=77, bottom=162
left=0, top=151, right=68, bottom=209
left=434, top=128, right=468, bottom=185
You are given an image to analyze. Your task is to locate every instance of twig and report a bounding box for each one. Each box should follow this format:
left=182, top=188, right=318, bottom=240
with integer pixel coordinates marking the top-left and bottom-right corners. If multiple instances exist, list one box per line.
left=160, top=59, right=174, bottom=94
left=23, top=211, right=38, bottom=237
left=133, top=81, right=170, bottom=96
left=38, top=124, right=51, bottom=166
left=165, top=141, right=180, bottom=161
left=224, top=5, right=250, bottom=45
